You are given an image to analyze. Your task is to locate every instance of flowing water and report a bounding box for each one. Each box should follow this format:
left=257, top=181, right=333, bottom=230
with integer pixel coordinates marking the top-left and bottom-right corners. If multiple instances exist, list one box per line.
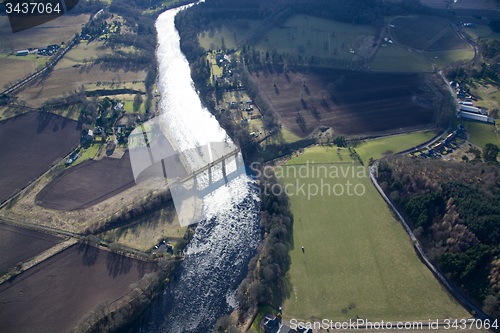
left=134, top=6, right=261, bottom=333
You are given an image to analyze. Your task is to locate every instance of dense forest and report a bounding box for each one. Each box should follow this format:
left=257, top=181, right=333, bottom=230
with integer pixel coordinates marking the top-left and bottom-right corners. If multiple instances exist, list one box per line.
left=377, top=156, right=500, bottom=318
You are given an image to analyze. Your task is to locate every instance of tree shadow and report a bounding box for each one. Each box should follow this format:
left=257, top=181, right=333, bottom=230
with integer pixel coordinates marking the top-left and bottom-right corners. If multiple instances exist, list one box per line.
left=311, top=107, right=321, bottom=120
left=274, top=86, right=280, bottom=95
left=300, top=99, right=308, bottom=111
left=106, top=251, right=133, bottom=277
left=77, top=242, right=99, bottom=266
left=321, top=99, right=332, bottom=112
left=137, top=259, right=157, bottom=277
left=35, top=112, right=55, bottom=134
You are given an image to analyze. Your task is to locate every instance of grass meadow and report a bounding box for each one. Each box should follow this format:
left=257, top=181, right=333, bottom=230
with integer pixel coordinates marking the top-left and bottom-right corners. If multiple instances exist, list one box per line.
left=390, top=16, right=467, bottom=52
left=454, top=118, right=500, bottom=148
left=369, top=43, right=432, bottom=72
left=279, top=147, right=470, bottom=321
left=460, top=25, right=493, bottom=40
left=355, top=131, right=436, bottom=163
left=423, top=49, right=475, bottom=69
left=99, top=202, right=186, bottom=251
left=254, top=15, right=377, bottom=66
left=198, top=20, right=263, bottom=50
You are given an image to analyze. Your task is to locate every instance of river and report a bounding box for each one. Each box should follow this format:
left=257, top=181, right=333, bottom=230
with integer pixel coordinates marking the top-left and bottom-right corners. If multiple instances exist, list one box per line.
left=133, top=6, right=261, bottom=333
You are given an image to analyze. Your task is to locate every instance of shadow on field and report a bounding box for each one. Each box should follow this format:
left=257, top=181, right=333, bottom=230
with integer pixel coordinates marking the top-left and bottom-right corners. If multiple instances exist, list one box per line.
left=78, top=242, right=99, bottom=266
left=106, top=251, right=133, bottom=277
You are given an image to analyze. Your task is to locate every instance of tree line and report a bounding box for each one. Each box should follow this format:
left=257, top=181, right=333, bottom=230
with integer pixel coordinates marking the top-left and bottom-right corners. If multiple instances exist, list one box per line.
left=378, top=156, right=500, bottom=318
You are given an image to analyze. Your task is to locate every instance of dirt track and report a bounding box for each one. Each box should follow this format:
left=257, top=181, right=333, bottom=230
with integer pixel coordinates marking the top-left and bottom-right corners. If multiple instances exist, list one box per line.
left=0, top=223, right=63, bottom=273
left=255, top=67, right=436, bottom=137
left=0, top=243, right=156, bottom=333
left=0, top=112, right=82, bottom=204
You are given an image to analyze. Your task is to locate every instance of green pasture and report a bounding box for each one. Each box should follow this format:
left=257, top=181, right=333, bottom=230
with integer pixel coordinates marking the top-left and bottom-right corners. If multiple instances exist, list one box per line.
left=369, top=44, right=432, bottom=71
left=423, top=49, right=475, bottom=69
left=249, top=304, right=280, bottom=333
left=99, top=202, right=185, bottom=251
left=460, top=25, right=493, bottom=40
left=122, top=98, right=146, bottom=114
left=390, top=16, right=466, bottom=52
left=356, top=131, right=436, bottom=163
left=280, top=147, right=470, bottom=321
left=454, top=118, right=500, bottom=148
left=254, top=15, right=377, bottom=64
left=469, top=81, right=500, bottom=110
left=198, top=20, right=262, bottom=50
left=72, top=142, right=102, bottom=166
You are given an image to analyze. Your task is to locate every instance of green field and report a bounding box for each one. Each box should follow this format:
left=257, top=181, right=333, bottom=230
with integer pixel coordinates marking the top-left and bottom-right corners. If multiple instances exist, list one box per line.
left=72, top=142, right=102, bottom=166
left=198, top=20, right=263, bottom=50
left=469, top=81, right=500, bottom=111
left=254, top=15, right=377, bottom=66
left=99, top=202, right=185, bottom=251
left=423, top=49, right=475, bottom=69
left=249, top=305, right=280, bottom=333
left=460, top=25, right=493, bottom=40
left=390, top=16, right=467, bottom=52
left=356, top=131, right=436, bottom=163
left=369, top=43, right=432, bottom=71
left=280, top=147, right=470, bottom=321
left=454, top=118, right=500, bottom=148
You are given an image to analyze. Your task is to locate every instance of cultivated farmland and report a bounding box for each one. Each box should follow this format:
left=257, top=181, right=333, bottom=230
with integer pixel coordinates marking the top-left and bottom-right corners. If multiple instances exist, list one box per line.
left=0, top=243, right=156, bottom=333
left=35, top=152, right=136, bottom=211
left=0, top=112, right=82, bottom=204
left=0, top=223, right=63, bottom=273
left=254, top=67, right=436, bottom=137
left=280, top=147, right=470, bottom=321
left=36, top=135, right=187, bottom=211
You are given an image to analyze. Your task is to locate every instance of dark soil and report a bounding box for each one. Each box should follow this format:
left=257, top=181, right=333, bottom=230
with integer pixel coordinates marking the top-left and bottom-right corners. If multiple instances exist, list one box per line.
left=0, top=223, right=63, bottom=273
left=254, top=67, right=437, bottom=137
left=36, top=137, right=187, bottom=211
left=0, top=243, right=156, bottom=333
left=35, top=151, right=137, bottom=211
left=0, top=112, right=82, bottom=204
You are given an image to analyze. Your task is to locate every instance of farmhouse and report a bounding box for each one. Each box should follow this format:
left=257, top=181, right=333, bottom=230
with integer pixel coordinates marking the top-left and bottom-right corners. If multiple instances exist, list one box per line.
left=114, top=102, right=123, bottom=111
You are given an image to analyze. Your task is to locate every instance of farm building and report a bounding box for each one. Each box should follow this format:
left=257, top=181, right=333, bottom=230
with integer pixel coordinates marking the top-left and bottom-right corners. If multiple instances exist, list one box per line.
left=459, top=101, right=473, bottom=106
left=460, top=111, right=492, bottom=123
left=16, top=50, right=29, bottom=56
left=86, top=129, right=94, bottom=141
left=460, top=105, right=480, bottom=113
